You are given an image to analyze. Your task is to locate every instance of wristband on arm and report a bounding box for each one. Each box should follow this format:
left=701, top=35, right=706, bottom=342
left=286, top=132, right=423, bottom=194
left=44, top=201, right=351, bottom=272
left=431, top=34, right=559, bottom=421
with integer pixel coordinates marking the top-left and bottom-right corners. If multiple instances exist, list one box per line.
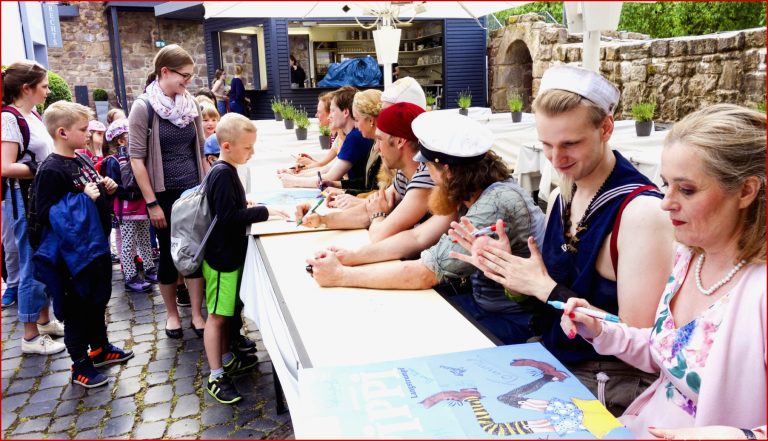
left=547, top=283, right=579, bottom=303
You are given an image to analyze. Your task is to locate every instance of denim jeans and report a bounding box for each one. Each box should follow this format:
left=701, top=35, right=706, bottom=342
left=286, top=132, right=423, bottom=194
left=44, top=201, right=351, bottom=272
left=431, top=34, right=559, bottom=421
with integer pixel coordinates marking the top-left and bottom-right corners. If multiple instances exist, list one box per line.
left=2, top=198, right=20, bottom=289
left=452, top=293, right=536, bottom=345
left=216, top=100, right=227, bottom=117
left=4, top=186, right=49, bottom=323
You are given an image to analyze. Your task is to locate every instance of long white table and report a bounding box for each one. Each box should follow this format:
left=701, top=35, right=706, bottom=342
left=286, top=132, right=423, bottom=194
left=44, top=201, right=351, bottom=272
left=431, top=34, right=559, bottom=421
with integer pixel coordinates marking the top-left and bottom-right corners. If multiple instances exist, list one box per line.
left=240, top=121, right=496, bottom=421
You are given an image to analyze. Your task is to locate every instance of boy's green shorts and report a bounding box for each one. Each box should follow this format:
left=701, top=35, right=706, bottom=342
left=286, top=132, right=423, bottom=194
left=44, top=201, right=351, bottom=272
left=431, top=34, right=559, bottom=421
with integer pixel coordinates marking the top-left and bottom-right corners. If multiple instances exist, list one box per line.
left=202, top=261, right=243, bottom=317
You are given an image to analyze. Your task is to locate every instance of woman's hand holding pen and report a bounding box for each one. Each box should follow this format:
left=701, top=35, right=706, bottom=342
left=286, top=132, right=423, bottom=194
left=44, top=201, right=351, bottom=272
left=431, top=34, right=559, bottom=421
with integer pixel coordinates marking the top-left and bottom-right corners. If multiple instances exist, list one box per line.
left=559, top=298, right=604, bottom=341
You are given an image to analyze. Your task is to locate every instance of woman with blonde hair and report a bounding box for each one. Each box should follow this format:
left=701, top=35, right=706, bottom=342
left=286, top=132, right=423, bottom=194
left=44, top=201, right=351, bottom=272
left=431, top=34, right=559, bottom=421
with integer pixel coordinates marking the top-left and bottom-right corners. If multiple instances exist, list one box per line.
left=556, top=104, right=765, bottom=439
left=228, top=65, right=247, bottom=117
left=128, top=44, right=208, bottom=339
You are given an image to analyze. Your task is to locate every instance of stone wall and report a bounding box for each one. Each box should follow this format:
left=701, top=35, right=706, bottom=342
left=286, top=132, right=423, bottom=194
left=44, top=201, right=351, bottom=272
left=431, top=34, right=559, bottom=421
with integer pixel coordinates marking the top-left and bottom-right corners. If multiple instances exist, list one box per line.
left=116, top=12, right=206, bottom=108
left=220, top=32, right=254, bottom=89
left=489, top=14, right=766, bottom=122
left=46, top=2, right=112, bottom=108
left=47, top=2, right=207, bottom=111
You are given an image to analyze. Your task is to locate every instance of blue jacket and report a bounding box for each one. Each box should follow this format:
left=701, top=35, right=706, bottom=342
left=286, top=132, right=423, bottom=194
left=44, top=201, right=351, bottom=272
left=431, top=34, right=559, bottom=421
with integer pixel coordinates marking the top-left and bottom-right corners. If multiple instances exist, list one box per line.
left=33, top=193, right=112, bottom=317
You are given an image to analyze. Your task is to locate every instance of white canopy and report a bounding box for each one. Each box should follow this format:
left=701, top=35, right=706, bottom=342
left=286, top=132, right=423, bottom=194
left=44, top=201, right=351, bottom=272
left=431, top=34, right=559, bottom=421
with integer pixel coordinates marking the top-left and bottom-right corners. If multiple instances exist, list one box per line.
left=204, top=1, right=529, bottom=20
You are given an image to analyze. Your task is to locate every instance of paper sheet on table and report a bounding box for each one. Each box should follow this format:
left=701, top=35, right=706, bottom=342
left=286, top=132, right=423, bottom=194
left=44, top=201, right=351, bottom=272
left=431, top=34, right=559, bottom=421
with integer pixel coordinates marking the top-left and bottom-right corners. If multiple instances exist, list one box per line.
left=248, top=188, right=334, bottom=236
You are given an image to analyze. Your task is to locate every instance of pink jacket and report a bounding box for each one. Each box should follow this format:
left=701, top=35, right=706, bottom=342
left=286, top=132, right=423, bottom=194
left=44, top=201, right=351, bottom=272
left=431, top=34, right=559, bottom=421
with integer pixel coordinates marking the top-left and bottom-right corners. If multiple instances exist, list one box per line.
left=590, top=247, right=766, bottom=438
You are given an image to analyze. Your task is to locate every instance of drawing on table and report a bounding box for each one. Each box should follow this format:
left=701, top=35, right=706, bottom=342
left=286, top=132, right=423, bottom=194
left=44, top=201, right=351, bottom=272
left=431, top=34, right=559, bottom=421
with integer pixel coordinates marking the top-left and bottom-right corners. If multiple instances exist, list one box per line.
left=250, top=188, right=321, bottom=206
left=298, top=343, right=633, bottom=439
left=420, top=359, right=623, bottom=438
left=440, top=365, right=467, bottom=377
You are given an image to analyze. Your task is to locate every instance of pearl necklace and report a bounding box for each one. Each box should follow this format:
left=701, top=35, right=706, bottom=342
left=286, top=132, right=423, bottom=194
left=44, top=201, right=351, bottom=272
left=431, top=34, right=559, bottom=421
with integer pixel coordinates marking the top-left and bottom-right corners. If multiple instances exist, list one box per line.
left=695, top=253, right=746, bottom=296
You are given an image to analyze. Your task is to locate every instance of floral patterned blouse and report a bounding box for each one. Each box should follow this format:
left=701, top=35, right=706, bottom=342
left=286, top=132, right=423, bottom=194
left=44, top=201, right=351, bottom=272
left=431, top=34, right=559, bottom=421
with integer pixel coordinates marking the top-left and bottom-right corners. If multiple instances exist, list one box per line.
left=649, top=248, right=731, bottom=417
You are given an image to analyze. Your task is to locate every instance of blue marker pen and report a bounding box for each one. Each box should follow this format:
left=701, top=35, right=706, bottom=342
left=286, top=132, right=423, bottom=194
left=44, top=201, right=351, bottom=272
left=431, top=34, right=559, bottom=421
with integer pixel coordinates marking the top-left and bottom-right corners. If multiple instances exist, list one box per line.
left=547, top=300, right=621, bottom=323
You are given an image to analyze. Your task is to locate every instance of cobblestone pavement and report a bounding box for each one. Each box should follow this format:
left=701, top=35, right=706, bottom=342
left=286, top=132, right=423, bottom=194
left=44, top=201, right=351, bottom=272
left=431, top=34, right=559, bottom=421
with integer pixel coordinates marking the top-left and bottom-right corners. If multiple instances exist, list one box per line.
left=1, top=265, right=294, bottom=439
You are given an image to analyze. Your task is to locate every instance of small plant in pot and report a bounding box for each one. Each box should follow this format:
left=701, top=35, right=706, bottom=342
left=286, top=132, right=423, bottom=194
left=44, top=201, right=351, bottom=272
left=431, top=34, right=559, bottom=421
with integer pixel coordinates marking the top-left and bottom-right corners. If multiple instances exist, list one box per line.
left=271, top=96, right=283, bottom=121
left=456, top=89, right=472, bottom=116
left=318, top=124, right=331, bottom=149
left=93, top=88, right=109, bottom=123
left=632, top=101, right=656, bottom=137
left=508, top=93, right=524, bottom=123
left=425, top=92, right=436, bottom=111
left=294, top=108, right=310, bottom=140
left=282, top=102, right=295, bottom=130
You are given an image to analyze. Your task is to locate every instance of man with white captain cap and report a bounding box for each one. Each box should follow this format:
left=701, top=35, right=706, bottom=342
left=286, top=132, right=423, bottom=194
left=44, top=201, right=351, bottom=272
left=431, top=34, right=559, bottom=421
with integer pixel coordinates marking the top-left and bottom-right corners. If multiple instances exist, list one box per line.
left=448, top=65, right=674, bottom=415
left=307, top=111, right=546, bottom=344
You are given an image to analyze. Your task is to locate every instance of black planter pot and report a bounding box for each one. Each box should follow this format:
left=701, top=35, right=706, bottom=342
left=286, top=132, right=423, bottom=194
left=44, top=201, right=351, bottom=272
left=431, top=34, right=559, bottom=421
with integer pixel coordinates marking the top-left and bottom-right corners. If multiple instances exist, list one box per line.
left=284, top=119, right=294, bottom=130
left=635, top=120, right=653, bottom=137
left=319, top=135, right=330, bottom=150
left=274, top=112, right=283, bottom=121
left=295, top=127, right=308, bottom=140
left=459, top=108, right=469, bottom=116
left=511, top=111, right=522, bottom=123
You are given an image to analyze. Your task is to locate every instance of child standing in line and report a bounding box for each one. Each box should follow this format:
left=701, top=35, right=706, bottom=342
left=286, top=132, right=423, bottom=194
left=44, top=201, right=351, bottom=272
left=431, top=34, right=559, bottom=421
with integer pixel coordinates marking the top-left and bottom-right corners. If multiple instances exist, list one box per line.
left=75, top=120, right=107, bottom=173
left=103, top=118, right=157, bottom=292
left=202, top=113, right=287, bottom=404
left=106, top=108, right=126, bottom=126
left=30, top=101, right=134, bottom=388
left=201, top=103, right=220, bottom=139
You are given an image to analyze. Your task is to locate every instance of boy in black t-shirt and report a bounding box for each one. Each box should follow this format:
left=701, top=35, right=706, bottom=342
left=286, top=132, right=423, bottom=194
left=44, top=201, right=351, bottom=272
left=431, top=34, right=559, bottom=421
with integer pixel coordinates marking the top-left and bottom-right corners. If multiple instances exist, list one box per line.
left=202, top=113, right=288, bottom=404
left=30, top=101, right=134, bottom=388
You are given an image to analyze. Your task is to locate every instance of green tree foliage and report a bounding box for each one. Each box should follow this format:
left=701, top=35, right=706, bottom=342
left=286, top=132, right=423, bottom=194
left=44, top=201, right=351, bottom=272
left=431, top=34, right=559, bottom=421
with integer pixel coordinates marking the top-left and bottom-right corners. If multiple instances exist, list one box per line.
left=493, top=2, right=765, bottom=39
left=44, top=70, right=73, bottom=111
left=619, top=2, right=765, bottom=38
left=493, top=2, right=563, bottom=25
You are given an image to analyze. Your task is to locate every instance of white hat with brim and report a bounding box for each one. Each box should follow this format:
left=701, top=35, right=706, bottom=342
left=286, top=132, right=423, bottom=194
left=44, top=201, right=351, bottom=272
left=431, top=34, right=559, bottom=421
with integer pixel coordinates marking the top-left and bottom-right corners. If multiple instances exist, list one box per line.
left=539, top=65, right=620, bottom=114
left=381, top=76, right=427, bottom=110
left=411, top=111, right=493, bottom=165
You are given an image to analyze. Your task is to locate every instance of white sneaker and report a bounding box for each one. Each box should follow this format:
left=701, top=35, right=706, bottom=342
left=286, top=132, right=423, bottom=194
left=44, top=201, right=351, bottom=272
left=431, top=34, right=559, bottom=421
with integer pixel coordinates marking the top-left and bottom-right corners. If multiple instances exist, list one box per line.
left=37, top=319, right=65, bottom=337
left=21, top=334, right=66, bottom=355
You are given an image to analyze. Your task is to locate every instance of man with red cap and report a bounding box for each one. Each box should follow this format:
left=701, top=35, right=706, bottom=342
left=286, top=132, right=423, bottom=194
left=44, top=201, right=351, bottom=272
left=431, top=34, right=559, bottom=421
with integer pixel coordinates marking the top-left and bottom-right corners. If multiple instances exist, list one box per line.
left=296, top=102, right=435, bottom=242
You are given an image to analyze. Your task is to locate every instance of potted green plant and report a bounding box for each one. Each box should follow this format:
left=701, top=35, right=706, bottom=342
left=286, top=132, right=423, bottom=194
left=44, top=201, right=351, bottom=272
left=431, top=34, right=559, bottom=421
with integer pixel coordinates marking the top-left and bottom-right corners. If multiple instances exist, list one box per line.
left=294, top=108, right=310, bottom=140
left=457, top=89, right=472, bottom=116
left=508, top=93, right=524, bottom=123
left=271, top=96, right=283, bottom=121
left=93, top=88, right=109, bottom=123
left=318, top=124, right=331, bottom=150
left=282, top=102, right=295, bottom=130
left=425, top=92, right=437, bottom=111
left=631, top=101, right=656, bottom=137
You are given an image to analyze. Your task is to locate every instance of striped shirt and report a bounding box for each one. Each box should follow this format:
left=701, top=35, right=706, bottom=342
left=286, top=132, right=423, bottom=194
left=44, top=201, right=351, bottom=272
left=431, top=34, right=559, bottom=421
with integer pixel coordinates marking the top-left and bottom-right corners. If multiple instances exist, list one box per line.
left=393, top=162, right=435, bottom=198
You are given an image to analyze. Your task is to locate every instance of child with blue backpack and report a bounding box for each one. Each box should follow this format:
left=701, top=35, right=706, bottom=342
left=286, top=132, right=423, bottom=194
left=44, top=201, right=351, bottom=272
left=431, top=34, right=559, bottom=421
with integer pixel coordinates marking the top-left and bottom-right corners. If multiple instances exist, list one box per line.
left=103, top=118, right=157, bottom=292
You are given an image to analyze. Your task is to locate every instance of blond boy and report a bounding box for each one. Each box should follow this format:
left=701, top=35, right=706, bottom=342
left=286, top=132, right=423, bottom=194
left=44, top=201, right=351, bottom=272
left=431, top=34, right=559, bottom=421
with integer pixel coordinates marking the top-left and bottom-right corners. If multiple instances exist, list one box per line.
left=201, top=113, right=287, bottom=404
left=30, top=101, right=134, bottom=388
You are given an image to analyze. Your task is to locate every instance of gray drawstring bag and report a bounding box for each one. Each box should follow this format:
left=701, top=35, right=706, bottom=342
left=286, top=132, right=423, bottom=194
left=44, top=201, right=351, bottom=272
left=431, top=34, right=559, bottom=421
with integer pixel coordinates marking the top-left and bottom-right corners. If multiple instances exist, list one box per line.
left=170, top=164, right=224, bottom=276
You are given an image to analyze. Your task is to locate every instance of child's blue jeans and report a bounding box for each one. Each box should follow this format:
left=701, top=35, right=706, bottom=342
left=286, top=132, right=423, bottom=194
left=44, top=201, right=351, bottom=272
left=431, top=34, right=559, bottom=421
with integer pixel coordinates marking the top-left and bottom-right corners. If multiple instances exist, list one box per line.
left=4, top=186, right=49, bottom=323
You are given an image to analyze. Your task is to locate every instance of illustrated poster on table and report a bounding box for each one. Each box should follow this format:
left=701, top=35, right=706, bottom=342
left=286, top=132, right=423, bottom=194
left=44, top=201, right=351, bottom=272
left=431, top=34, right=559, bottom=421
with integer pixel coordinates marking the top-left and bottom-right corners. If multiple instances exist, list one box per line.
left=297, top=343, right=632, bottom=439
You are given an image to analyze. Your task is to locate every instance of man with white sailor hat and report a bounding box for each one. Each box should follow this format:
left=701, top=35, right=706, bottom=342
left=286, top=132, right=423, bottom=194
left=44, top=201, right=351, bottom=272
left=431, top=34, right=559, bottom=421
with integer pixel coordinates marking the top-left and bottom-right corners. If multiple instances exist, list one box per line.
left=307, top=110, right=547, bottom=344
left=449, top=64, right=674, bottom=416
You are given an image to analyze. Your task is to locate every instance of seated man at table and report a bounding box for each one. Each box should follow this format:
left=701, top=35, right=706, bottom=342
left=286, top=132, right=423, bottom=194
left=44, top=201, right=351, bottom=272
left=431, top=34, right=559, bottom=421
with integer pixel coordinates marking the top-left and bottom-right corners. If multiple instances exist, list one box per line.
left=306, top=111, right=546, bottom=344
left=295, top=102, right=435, bottom=242
left=448, top=65, right=674, bottom=416
left=279, top=87, right=373, bottom=188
